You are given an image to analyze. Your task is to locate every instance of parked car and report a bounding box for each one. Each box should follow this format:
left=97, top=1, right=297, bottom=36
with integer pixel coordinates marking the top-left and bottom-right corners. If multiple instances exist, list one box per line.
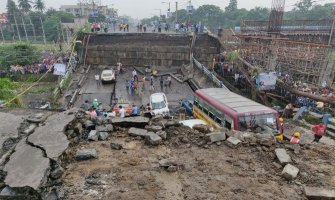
left=150, top=93, right=169, bottom=116
left=112, top=103, right=132, bottom=115
left=181, top=98, right=194, bottom=116
left=101, top=69, right=116, bottom=83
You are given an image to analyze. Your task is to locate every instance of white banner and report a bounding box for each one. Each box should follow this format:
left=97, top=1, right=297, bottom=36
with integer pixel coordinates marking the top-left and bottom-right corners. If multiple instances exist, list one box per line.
left=53, top=64, right=66, bottom=76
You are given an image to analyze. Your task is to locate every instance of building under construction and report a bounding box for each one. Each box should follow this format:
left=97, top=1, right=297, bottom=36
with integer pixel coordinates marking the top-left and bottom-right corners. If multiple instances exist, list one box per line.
left=237, top=0, right=335, bottom=87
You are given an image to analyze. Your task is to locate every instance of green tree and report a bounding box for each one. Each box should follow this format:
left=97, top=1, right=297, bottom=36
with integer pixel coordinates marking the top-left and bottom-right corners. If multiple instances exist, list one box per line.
left=7, top=0, right=21, bottom=41
left=19, top=0, right=37, bottom=41
left=34, top=0, right=46, bottom=44
left=294, top=0, right=314, bottom=12
left=18, top=0, right=31, bottom=42
left=192, top=5, right=224, bottom=30
left=225, top=0, right=238, bottom=12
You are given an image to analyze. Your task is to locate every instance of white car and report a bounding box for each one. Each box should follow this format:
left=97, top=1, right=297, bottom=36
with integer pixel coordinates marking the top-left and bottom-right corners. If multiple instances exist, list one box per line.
left=150, top=93, right=169, bottom=116
left=101, top=69, right=116, bottom=83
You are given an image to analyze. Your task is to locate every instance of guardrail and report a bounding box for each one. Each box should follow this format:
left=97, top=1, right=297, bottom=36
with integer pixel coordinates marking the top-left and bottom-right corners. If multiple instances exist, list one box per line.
left=52, top=35, right=78, bottom=100
left=192, top=56, right=229, bottom=90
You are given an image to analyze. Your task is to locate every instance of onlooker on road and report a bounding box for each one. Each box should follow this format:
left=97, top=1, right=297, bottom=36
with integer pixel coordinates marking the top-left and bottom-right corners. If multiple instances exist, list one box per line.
left=119, top=106, right=126, bottom=118
left=290, top=132, right=301, bottom=144
left=141, top=76, right=146, bottom=90
left=95, top=73, right=101, bottom=86
left=132, top=69, right=138, bottom=81
left=131, top=105, right=138, bottom=116
left=92, top=99, right=100, bottom=110
left=160, top=76, right=164, bottom=91
left=179, top=106, right=186, bottom=121
left=150, top=75, right=155, bottom=91
left=312, top=123, right=326, bottom=143
left=167, top=75, right=172, bottom=89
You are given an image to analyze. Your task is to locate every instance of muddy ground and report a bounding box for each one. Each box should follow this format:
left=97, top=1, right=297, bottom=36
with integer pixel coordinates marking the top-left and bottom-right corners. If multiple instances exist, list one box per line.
left=61, top=122, right=335, bottom=200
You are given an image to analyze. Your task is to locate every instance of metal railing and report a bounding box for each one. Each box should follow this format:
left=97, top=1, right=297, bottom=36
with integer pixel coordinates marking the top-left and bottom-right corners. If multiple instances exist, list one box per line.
left=192, top=56, right=229, bottom=90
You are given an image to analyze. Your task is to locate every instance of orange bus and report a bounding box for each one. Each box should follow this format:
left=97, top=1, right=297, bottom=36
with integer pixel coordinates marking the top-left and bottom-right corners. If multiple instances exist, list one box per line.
left=193, top=88, right=279, bottom=133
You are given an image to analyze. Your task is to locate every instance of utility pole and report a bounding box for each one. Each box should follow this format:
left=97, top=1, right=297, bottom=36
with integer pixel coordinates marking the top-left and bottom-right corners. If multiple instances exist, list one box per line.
left=329, top=11, right=335, bottom=45
left=0, top=24, right=4, bottom=43
left=175, top=1, right=178, bottom=23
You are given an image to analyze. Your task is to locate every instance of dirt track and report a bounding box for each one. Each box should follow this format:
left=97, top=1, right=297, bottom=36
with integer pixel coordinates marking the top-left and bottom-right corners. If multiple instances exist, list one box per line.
left=62, top=126, right=335, bottom=200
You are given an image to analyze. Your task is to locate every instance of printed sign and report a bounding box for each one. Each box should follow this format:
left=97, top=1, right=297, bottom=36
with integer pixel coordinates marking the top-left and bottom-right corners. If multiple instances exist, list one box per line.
left=256, top=72, right=277, bottom=91
left=53, top=63, right=66, bottom=76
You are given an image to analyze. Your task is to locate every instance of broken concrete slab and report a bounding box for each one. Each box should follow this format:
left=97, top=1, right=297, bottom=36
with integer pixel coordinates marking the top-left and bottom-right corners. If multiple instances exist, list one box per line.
left=304, top=186, right=335, bottom=200
left=0, top=186, right=16, bottom=196
left=98, top=132, right=109, bottom=141
left=0, top=112, right=22, bottom=148
left=28, top=110, right=76, bottom=160
left=145, top=132, right=162, bottom=146
left=85, top=120, right=95, bottom=129
left=128, top=128, right=148, bottom=137
left=96, top=124, right=114, bottom=132
left=26, top=113, right=47, bottom=123
left=156, top=131, right=167, bottom=140
left=75, top=149, right=97, bottom=160
left=206, top=132, right=226, bottom=143
left=282, top=164, right=299, bottom=180
left=256, top=133, right=275, bottom=147
left=193, top=124, right=211, bottom=133
left=275, top=148, right=292, bottom=165
left=112, top=116, right=149, bottom=128
left=226, top=137, right=242, bottom=148
left=88, top=130, right=98, bottom=141
left=4, top=139, right=50, bottom=191
left=145, top=125, right=163, bottom=132
left=23, top=124, right=37, bottom=135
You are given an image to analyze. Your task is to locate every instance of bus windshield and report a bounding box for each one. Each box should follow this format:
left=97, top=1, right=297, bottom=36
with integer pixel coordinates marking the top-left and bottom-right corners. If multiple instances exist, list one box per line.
left=238, top=114, right=277, bottom=133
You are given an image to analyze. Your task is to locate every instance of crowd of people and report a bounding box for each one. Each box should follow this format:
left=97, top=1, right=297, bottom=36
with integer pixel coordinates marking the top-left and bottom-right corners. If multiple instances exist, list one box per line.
left=0, top=53, right=78, bottom=76
left=83, top=98, right=152, bottom=119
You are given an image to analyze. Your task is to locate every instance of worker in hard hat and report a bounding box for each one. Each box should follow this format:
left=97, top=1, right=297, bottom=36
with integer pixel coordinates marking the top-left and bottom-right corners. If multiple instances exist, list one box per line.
left=275, top=118, right=284, bottom=141
left=290, top=132, right=301, bottom=144
left=92, top=99, right=100, bottom=110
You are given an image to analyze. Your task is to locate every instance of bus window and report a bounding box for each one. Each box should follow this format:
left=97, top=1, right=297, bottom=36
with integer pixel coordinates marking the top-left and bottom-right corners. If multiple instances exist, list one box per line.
left=198, top=104, right=203, bottom=111
left=209, top=112, right=215, bottom=120
left=203, top=108, right=209, bottom=115
left=225, top=120, right=232, bottom=130
left=194, top=100, right=198, bottom=107
left=215, top=117, right=222, bottom=125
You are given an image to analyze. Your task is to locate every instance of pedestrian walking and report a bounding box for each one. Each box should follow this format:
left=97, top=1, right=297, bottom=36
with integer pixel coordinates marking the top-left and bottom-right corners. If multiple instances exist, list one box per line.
left=132, top=69, right=138, bottom=80
left=133, top=80, right=138, bottom=94
left=150, top=75, right=155, bottom=91
left=167, top=75, right=172, bottom=89
left=160, top=76, right=164, bottom=91
left=125, top=80, right=129, bottom=93
left=95, top=73, right=101, bottom=86
left=141, top=76, right=146, bottom=90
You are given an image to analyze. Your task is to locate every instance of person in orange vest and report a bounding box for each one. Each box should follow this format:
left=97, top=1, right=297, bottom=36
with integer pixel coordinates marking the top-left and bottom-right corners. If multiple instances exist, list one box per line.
left=312, top=123, right=326, bottom=143
left=275, top=118, right=284, bottom=141
left=290, top=132, right=301, bottom=144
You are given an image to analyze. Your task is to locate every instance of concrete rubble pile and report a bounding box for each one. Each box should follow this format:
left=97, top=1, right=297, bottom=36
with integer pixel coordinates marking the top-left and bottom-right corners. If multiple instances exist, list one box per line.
left=0, top=108, right=332, bottom=199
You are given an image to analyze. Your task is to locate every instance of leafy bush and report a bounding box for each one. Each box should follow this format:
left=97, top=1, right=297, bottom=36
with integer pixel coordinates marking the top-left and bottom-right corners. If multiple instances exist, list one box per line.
left=0, top=78, right=18, bottom=101
left=0, top=43, right=41, bottom=70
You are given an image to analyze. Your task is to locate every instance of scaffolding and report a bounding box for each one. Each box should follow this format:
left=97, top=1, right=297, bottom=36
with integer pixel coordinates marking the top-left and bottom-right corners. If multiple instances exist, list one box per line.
left=237, top=17, right=334, bottom=86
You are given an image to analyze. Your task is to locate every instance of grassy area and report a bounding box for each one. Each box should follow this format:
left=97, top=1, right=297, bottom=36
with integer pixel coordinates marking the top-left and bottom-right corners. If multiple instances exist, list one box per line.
left=18, top=82, right=56, bottom=94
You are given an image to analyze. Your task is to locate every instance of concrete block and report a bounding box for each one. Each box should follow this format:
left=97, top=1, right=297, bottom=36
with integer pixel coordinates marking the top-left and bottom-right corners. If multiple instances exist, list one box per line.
left=226, top=137, right=242, bottom=148
left=206, top=132, right=226, bottom=143
left=304, top=186, right=335, bottom=200
left=88, top=130, right=98, bottom=141
left=145, top=132, right=162, bottom=146
left=282, top=164, right=299, bottom=180
left=275, top=148, right=292, bottom=165
left=128, top=128, right=148, bottom=137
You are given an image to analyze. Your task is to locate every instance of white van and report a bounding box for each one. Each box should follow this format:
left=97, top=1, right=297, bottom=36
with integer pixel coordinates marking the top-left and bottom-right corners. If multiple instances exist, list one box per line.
left=150, top=93, right=169, bottom=116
